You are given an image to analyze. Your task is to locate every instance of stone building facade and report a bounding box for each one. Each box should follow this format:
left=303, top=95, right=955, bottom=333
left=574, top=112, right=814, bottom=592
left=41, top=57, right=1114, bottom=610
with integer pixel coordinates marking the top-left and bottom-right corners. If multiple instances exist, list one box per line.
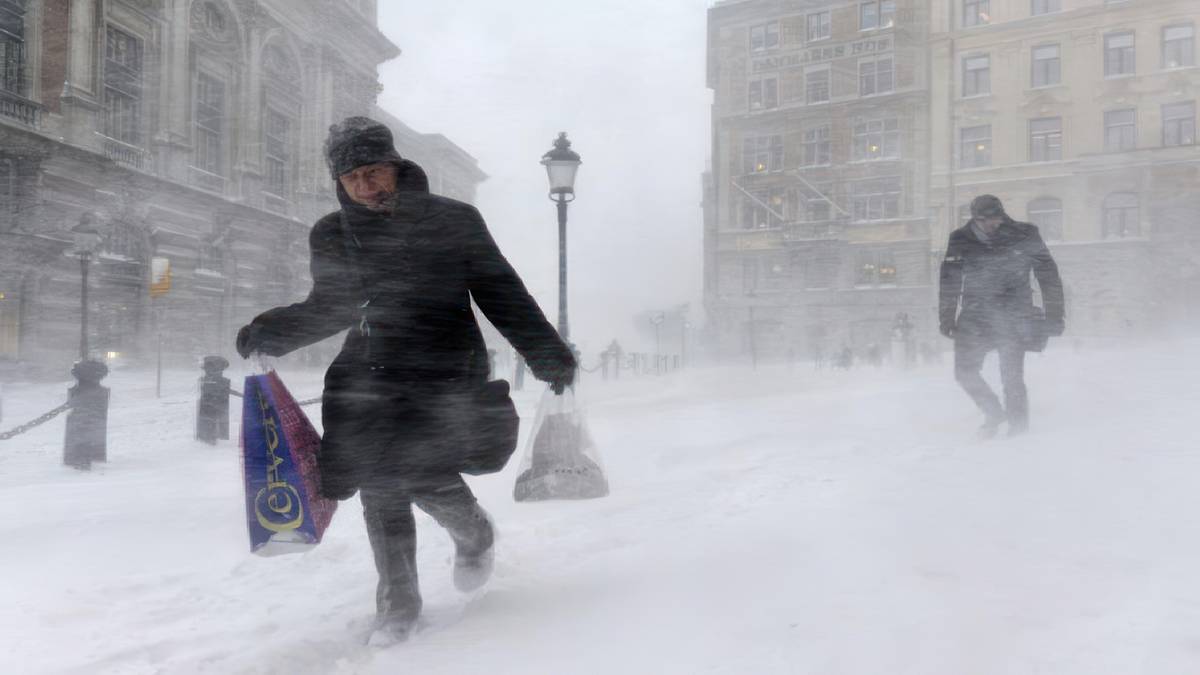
left=929, top=0, right=1200, bottom=340
left=0, top=0, right=486, bottom=374
left=705, top=0, right=935, bottom=364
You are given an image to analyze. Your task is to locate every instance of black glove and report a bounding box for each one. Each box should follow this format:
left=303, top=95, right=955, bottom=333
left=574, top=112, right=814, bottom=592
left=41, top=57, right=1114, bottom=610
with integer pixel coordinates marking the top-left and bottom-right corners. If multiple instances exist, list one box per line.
left=543, top=352, right=577, bottom=395
left=1046, top=317, right=1065, bottom=337
left=549, top=366, right=576, bottom=395
left=939, top=321, right=956, bottom=339
left=235, top=324, right=260, bottom=359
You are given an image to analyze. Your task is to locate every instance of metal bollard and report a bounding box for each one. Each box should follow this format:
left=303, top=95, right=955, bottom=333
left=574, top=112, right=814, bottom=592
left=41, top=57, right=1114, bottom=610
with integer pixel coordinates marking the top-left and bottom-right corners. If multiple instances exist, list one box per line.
left=64, top=359, right=109, bottom=470
left=196, top=355, right=231, bottom=444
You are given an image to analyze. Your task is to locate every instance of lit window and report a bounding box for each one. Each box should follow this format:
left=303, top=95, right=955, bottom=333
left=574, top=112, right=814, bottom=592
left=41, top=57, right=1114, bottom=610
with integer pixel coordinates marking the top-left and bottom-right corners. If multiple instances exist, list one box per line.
left=853, top=118, right=900, bottom=161
left=741, top=135, right=784, bottom=174
left=960, top=125, right=991, bottom=168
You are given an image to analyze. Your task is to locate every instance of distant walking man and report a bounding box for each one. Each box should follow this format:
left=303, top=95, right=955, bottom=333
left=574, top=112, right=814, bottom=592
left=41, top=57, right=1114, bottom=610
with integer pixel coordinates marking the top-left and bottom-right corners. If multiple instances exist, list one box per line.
left=939, top=195, right=1065, bottom=438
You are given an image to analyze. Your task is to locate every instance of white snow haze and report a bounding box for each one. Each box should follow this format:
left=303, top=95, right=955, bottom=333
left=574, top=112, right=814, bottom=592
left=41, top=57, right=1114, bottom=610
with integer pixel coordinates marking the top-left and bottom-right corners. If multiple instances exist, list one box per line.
left=2, top=0, right=1200, bottom=674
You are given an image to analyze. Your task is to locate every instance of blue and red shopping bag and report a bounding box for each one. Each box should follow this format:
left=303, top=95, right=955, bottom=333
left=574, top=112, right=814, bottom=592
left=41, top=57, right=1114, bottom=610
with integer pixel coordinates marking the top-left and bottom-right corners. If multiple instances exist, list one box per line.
left=240, top=371, right=336, bottom=556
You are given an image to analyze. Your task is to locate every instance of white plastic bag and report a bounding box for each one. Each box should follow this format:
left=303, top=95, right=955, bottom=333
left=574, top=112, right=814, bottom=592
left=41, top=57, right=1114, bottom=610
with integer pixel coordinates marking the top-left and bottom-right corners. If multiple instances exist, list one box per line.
left=513, top=388, right=609, bottom=501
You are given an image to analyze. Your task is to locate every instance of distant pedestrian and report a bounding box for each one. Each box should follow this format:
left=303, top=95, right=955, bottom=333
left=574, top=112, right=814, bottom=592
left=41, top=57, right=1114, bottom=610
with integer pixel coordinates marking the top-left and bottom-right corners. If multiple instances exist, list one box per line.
left=939, top=194, right=1064, bottom=438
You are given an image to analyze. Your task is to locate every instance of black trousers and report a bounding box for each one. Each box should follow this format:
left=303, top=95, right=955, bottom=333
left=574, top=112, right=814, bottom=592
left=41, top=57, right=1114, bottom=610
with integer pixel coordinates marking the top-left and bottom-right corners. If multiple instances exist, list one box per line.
left=954, top=333, right=1028, bottom=430
left=360, top=474, right=494, bottom=623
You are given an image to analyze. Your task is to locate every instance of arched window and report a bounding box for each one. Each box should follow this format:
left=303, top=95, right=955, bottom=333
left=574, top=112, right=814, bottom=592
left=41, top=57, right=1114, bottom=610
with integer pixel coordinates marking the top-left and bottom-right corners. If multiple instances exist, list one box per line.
left=1102, top=192, right=1139, bottom=238
left=1027, top=197, right=1063, bottom=241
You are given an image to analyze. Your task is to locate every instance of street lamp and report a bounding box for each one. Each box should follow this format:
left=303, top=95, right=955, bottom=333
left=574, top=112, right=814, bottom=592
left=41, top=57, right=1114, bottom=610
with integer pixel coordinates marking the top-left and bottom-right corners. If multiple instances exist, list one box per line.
left=650, top=312, right=665, bottom=374
left=541, top=132, right=581, bottom=339
left=72, top=213, right=104, bottom=360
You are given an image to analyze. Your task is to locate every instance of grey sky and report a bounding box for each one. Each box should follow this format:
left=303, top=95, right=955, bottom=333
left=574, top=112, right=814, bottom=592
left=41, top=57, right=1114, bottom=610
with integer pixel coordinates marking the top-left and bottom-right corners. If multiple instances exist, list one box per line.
left=376, top=1, right=713, bottom=354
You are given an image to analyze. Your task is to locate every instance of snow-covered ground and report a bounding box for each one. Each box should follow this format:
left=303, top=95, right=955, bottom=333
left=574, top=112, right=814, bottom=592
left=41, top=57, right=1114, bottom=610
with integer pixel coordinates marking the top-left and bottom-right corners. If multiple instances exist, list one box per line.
left=2, top=341, right=1199, bottom=674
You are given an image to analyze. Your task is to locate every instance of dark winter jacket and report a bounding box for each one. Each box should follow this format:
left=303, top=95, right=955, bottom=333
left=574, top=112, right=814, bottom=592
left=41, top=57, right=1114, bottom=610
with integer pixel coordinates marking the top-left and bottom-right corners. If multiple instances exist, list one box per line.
left=244, top=160, right=574, bottom=495
left=938, top=218, right=1065, bottom=338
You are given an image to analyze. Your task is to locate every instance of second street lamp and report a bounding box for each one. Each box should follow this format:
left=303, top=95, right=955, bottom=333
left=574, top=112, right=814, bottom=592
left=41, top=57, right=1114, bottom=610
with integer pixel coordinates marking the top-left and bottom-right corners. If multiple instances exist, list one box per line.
left=71, top=213, right=104, bottom=360
left=540, top=132, right=581, bottom=340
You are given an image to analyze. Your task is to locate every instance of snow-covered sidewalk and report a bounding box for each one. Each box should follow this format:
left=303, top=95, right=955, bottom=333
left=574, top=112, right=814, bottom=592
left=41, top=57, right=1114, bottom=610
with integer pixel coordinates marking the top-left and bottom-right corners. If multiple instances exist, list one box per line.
left=2, top=342, right=1199, bottom=674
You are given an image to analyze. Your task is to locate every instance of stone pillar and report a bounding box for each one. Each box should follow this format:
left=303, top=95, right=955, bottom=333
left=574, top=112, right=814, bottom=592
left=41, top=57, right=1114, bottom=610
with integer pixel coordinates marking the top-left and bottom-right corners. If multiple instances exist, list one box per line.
left=63, top=359, right=109, bottom=470
left=196, top=355, right=230, bottom=444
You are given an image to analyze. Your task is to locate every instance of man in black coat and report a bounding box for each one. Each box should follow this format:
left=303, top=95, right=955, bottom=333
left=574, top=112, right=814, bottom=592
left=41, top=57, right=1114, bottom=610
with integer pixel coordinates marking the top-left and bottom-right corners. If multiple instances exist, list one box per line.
left=235, top=117, right=576, bottom=640
left=939, top=194, right=1065, bottom=438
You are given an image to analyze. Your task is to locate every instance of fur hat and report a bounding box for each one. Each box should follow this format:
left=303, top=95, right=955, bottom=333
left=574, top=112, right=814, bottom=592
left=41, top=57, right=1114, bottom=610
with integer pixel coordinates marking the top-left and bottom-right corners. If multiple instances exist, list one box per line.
left=323, top=116, right=404, bottom=180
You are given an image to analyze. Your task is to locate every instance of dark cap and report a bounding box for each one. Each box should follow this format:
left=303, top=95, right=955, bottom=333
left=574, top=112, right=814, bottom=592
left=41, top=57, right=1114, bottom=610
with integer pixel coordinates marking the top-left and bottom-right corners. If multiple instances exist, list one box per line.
left=970, top=194, right=1006, bottom=218
left=323, top=116, right=405, bottom=180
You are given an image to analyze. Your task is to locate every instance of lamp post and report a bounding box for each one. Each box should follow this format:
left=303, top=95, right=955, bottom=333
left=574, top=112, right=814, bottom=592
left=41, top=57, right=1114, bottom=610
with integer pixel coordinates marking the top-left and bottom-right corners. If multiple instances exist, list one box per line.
left=541, top=132, right=581, bottom=339
left=72, top=213, right=103, bottom=360
left=65, top=213, right=109, bottom=470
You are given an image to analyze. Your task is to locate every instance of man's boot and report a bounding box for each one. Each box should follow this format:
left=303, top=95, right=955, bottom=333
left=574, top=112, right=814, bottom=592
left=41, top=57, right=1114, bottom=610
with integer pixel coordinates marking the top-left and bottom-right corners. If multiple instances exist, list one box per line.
left=977, top=414, right=1004, bottom=440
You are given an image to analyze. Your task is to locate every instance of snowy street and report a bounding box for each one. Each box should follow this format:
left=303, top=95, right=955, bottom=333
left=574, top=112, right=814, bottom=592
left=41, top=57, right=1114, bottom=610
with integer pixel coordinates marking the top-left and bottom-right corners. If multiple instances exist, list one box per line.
left=2, top=342, right=1199, bottom=674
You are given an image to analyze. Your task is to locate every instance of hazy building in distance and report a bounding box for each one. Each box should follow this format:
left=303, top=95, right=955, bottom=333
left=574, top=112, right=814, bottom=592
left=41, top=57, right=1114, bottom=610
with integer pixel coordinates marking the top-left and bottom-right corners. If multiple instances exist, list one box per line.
left=0, top=0, right=485, bottom=374
left=705, top=0, right=935, bottom=364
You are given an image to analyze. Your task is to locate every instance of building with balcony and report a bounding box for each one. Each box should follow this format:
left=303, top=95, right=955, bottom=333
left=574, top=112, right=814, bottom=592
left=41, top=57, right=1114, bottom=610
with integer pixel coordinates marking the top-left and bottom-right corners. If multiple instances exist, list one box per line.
left=705, top=0, right=935, bottom=363
left=0, top=0, right=486, bottom=374
left=929, top=0, right=1200, bottom=339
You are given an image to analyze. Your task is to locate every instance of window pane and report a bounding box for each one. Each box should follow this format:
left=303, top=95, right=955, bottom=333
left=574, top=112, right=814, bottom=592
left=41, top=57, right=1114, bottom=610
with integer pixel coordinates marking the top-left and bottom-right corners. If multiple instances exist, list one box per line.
left=1163, top=101, right=1196, bottom=146
left=861, top=2, right=878, bottom=30
left=1163, top=24, right=1195, bottom=68
left=1104, top=108, right=1136, bottom=151
left=1105, top=32, right=1135, bottom=76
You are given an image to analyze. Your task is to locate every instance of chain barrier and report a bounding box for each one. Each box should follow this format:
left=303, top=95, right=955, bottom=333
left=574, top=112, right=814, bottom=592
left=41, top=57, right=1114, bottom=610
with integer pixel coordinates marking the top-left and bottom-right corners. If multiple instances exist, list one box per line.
left=0, top=402, right=73, bottom=441
left=580, top=360, right=605, bottom=374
